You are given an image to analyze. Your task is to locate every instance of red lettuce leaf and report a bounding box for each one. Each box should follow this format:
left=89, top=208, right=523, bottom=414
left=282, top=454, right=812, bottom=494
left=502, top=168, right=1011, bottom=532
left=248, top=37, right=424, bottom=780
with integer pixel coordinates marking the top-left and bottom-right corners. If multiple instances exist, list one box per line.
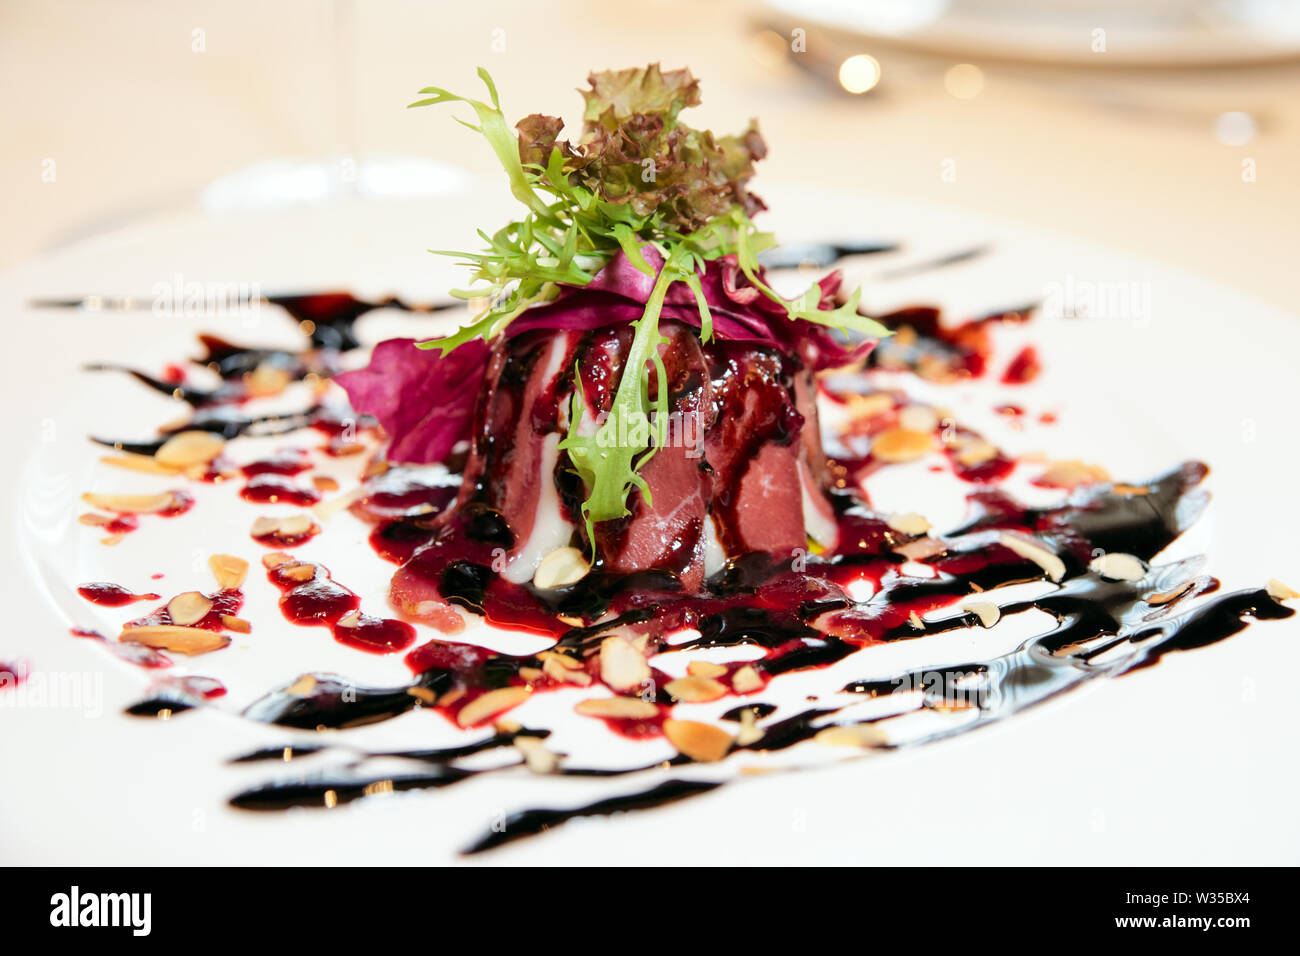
left=334, top=337, right=488, bottom=464
left=511, top=247, right=873, bottom=371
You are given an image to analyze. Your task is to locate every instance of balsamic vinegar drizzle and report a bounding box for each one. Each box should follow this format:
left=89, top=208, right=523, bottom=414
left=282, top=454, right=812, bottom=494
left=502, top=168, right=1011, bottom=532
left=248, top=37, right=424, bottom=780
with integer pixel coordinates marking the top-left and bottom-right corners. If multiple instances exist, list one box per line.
left=78, top=286, right=1295, bottom=856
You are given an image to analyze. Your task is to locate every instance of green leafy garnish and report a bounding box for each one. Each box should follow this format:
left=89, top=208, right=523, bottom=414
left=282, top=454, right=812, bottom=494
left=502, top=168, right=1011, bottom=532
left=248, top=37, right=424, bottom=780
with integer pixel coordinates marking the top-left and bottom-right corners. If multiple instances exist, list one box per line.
left=408, top=65, right=889, bottom=535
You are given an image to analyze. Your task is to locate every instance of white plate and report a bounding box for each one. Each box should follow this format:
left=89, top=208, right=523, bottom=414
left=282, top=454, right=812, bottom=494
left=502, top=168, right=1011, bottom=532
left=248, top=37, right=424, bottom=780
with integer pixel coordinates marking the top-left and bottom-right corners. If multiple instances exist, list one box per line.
left=764, top=0, right=1300, bottom=67
left=1, top=185, right=1297, bottom=865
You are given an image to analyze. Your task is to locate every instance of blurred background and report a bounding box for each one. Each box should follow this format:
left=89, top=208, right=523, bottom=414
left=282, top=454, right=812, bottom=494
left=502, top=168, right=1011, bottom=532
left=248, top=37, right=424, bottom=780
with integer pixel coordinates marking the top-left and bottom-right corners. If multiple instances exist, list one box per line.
left=2, top=0, right=1297, bottom=307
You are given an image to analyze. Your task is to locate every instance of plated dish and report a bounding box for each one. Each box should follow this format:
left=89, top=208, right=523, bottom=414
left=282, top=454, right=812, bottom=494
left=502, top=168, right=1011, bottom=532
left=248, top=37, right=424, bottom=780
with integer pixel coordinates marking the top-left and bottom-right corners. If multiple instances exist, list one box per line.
left=13, top=66, right=1296, bottom=857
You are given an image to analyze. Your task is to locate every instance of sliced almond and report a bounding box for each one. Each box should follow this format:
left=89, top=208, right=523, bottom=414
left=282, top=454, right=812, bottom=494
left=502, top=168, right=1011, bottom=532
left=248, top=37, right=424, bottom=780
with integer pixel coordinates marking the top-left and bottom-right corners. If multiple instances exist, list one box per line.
left=78, top=513, right=111, bottom=527
left=735, top=709, right=764, bottom=746
left=1267, top=578, right=1300, bottom=601
left=665, top=674, right=728, bottom=703
left=687, top=660, right=728, bottom=679
left=886, top=512, right=931, bottom=536
left=285, top=674, right=319, bottom=697
left=1111, top=483, right=1150, bottom=496
left=100, top=453, right=180, bottom=476
left=167, top=591, right=213, bottom=626
left=999, top=532, right=1066, bottom=582
left=406, top=686, right=438, bottom=705
left=456, top=686, right=530, bottom=727
left=871, top=427, right=935, bottom=464
left=543, top=655, right=592, bottom=686
left=663, top=719, right=733, bottom=763
left=845, top=393, right=894, bottom=419
left=261, top=552, right=293, bottom=569
left=533, top=546, right=590, bottom=590
left=81, top=491, right=177, bottom=514
left=221, top=614, right=251, bottom=633
left=961, top=599, right=1001, bottom=629
left=244, top=363, right=292, bottom=397
left=312, top=475, right=340, bottom=492
left=1145, top=581, right=1195, bottom=606
left=208, top=553, right=248, bottom=590
left=955, top=438, right=998, bottom=466
left=1088, top=552, right=1147, bottom=583
left=538, top=650, right=583, bottom=670
left=281, top=564, right=317, bottom=583
left=120, top=624, right=229, bottom=656
left=514, top=735, right=560, bottom=774
left=814, top=723, right=888, bottom=749
left=155, top=430, right=225, bottom=468
left=336, top=609, right=362, bottom=628
left=575, top=696, right=658, bottom=719
left=731, top=665, right=763, bottom=694
left=898, top=404, right=939, bottom=433
left=908, top=611, right=925, bottom=630
left=252, top=515, right=316, bottom=538
left=599, top=635, right=651, bottom=692
left=100, top=533, right=125, bottom=546
left=1040, top=459, right=1111, bottom=489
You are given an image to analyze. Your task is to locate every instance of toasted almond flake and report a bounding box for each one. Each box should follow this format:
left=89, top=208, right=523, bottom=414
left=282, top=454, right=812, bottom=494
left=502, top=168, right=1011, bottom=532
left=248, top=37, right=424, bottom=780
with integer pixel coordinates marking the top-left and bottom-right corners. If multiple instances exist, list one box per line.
left=251, top=516, right=281, bottom=536
left=730, top=665, right=763, bottom=694
left=155, top=431, right=225, bottom=469
left=894, top=536, right=947, bottom=561
left=312, top=475, right=340, bottom=492
left=814, top=723, right=888, bottom=749
left=533, top=546, right=590, bottom=590
left=1267, top=578, right=1300, bottom=601
left=1088, top=552, right=1148, bottom=583
left=120, top=624, right=230, bottom=655
left=281, top=564, right=317, bottom=582
left=845, top=393, right=895, bottom=419
left=898, top=405, right=939, bottom=433
left=999, top=532, right=1066, bottom=582
left=438, top=686, right=466, bottom=708
left=457, top=686, right=530, bottom=727
left=543, top=656, right=592, bottom=686
left=575, top=696, right=658, bottom=719
left=886, top=512, right=931, bottom=536
left=556, top=614, right=584, bottom=627
left=167, top=591, right=213, bottom=626
left=735, top=709, right=764, bottom=746
left=514, top=736, right=560, bottom=774
left=312, top=486, right=366, bottom=521
left=1145, top=581, right=1195, bottom=606
left=78, top=512, right=111, bottom=527
left=261, top=552, right=293, bottom=569
left=954, top=438, right=998, bottom=466
left=220, top=614, right=251, bottom=633
left=599, top=635, right=651, bottom=692
left=331, top=442, right=367, bottom=457
left=687, top=660, right=728, bottom=679
left=100, top=534, right=125, bottom=546
left=336, top=610, right=362, bottom=628
left=406, top=686, right=438, bottom=705
left=1040, top=459, right=1111, bottom=489
left=1111, top=483, right=1150, bottom=496
left=208, top=553, right=248, bottom=590
left=100, top=453, right=180, bottom=476
left=519, top=666, right=544, bottom=683
left=81, top=491, right=176, bottom=514
left=871, top=427, right=935, bottom=464
left=962, top=600, right=1001, bottom=629
left=538, top=650, right=583, bottom=670
left=908, top=611, right=925, bottom=630
left=665, top=674, right=728, bottom=703
left=663, top=719, right=733, bottom=762
left=285, top=674, right=319, bottom=697
left=244, top=363, right=292, bottom=397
